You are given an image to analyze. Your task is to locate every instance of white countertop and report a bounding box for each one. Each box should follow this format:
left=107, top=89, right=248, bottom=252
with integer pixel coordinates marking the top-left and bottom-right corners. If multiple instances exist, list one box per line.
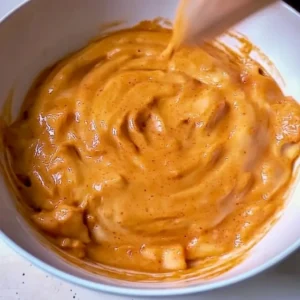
left=0, top=1, right=300, bottom=299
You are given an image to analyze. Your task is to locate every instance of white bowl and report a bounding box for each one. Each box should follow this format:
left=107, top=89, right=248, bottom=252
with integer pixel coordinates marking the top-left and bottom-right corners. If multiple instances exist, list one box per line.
left=0, top=0, right=300, bottom=297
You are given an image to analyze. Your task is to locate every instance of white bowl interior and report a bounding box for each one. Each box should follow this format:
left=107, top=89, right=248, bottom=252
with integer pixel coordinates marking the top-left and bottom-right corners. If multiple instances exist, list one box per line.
left=0, top=0, right=300, bottom=295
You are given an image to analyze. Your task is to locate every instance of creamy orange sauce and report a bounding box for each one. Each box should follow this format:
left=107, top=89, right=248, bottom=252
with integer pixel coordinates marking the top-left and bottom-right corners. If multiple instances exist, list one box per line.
left=2, top=19, right=300, bottom=280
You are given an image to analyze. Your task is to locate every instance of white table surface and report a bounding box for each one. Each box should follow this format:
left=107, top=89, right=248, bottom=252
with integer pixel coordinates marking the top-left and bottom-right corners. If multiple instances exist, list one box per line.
left=0, top=1, right=300, bottom=299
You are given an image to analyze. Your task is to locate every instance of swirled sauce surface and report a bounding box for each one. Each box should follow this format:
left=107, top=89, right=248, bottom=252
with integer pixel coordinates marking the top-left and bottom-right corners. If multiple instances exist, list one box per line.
left=3, top=21, right=300, bottom=279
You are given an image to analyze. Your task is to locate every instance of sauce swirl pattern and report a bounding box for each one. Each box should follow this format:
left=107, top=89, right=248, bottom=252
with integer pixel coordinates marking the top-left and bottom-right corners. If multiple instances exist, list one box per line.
left=3, top=22, right=300, bottom=277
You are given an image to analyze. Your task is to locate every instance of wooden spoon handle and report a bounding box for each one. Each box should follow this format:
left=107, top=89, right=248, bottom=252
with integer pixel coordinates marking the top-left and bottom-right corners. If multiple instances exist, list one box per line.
left=183, top=0, right=278, bottom=42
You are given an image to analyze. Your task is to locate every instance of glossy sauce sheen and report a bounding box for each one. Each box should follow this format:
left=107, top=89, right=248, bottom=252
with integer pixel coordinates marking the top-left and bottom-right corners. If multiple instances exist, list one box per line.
left=3, top=21, right=300, bottom=279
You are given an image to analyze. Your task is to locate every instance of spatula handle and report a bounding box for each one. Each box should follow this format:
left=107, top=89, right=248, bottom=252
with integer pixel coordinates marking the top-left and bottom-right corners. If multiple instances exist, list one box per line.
left=184, top=0, right=278, bottom=42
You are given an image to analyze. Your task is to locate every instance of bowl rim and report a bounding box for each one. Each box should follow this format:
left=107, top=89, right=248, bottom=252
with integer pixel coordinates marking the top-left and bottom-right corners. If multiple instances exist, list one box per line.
left=0, top=0, right=300, bottom=297
left=1, top=230, right=300, bottom=297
